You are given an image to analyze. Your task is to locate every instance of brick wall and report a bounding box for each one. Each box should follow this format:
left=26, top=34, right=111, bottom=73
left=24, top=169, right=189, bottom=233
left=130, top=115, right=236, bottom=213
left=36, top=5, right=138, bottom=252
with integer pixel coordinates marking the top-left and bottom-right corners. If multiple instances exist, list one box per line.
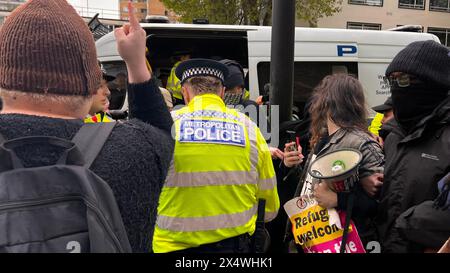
left=119, top=0, right=148, bottom=21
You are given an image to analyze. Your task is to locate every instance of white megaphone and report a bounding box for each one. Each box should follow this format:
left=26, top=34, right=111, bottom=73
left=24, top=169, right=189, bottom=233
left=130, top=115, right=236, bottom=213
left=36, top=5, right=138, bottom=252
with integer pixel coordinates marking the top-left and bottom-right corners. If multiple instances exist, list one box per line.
left=308, top=148, right=362, bottom=192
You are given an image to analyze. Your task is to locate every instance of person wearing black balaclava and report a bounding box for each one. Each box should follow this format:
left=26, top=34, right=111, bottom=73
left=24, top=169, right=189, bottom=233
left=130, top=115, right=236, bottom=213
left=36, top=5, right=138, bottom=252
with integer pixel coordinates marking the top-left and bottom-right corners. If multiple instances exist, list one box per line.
left=220, top=60, right=260, bottom=123
left=377, top=40, right=450, bottom=253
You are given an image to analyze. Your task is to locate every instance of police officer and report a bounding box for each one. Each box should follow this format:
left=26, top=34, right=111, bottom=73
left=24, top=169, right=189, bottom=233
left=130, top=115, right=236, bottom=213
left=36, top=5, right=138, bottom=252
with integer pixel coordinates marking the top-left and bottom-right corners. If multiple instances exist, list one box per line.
left=152, top=59, right=280, bottom=253
left=372, top=97, right=394, bottom=125
left=368, top=97, right=394, bottom=137
left=166, top=50, right=191, bottom=106
left=370, top=96, right=394, bottom=142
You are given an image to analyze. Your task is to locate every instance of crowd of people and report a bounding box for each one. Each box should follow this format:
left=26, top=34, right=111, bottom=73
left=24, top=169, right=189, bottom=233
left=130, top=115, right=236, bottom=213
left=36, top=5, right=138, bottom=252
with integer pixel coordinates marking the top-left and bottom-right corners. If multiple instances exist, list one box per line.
left=0, top=0, right=448, bottom=253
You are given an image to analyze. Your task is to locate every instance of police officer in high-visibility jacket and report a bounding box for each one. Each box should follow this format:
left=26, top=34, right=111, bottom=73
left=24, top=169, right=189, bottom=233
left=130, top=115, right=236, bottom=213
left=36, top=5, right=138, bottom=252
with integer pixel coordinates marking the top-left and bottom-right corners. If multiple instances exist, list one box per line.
left=166, top=51, right=191, bottom=106
left=153, top=59, right=280, bottom=253
left=368, top=96, right=394, bottom=145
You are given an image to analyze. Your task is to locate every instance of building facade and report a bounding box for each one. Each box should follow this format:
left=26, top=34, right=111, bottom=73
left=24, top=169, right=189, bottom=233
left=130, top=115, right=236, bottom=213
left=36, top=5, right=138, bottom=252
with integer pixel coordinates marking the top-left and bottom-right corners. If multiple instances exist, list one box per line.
left=148, top=0, right=167, bottom=16
left=119, top=0, right=178, bottom=22
left=298, top=0, right=450, bottom=47
left=119, top=0, right=148, bottom=21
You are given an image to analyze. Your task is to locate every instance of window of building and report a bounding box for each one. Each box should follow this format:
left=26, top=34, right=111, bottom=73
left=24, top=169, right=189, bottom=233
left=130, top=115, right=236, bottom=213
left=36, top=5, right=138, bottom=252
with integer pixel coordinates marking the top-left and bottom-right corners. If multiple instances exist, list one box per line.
left=348, top=0, right=383, bottom=6
left=141, top=9, right=148, bottom=14
left=428, top=27, right=450, bottom=46
left=430, top=0, right=450, bottom=12
left=347, top=22, right=382, bottom=30
left=399, top=0, right=426, bottom=9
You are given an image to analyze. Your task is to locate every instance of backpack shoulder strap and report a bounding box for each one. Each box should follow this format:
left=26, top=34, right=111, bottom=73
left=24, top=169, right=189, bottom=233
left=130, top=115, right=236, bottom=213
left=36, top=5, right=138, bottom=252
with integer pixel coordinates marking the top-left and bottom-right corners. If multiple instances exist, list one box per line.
left=72, top=122, right=116, bottom=168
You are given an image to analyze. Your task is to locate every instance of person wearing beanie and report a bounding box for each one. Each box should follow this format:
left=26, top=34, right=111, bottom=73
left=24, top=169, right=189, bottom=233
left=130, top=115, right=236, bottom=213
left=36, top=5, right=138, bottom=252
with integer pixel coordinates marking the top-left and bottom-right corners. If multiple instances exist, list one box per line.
left=0, top=0, right=174, bottom=252
left=377, top=40, right=450, bottom=253
left=219, top=60, right=283, bottom=159
left=219, top=59, right=260, bottom=122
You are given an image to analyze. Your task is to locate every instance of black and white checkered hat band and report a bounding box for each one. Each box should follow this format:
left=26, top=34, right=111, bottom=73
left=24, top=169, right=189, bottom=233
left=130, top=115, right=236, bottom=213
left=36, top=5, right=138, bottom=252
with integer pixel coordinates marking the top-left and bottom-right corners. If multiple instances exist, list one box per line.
left=181, top=67, right=225, bottom=83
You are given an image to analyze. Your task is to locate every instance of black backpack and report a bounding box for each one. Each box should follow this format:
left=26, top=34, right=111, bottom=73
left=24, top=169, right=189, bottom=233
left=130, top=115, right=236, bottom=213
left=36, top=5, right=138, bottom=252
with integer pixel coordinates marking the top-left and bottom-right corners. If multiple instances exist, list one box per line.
left=0, top=123, right=132, bottom=253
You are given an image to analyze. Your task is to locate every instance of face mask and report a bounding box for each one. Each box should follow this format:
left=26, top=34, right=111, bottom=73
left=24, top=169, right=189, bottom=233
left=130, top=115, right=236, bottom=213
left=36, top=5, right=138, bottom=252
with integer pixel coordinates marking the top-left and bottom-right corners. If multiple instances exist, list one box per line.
left=223, top=92, right=243, bottom=106
left=391, top=82, right=447, bottom=133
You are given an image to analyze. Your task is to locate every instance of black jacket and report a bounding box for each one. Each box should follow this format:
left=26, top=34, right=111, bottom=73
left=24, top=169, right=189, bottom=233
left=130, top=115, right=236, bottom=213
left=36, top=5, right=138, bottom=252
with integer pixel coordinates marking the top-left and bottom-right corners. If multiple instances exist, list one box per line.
left=0, top=78, right=174, bottom=252
left=377, top=96, right=450, bottom=253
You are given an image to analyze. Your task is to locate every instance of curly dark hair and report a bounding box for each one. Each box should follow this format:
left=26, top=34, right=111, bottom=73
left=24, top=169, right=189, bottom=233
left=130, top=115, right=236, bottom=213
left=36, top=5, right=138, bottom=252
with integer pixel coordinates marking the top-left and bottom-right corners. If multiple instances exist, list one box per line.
left=309, top=74, right=369, bottom=148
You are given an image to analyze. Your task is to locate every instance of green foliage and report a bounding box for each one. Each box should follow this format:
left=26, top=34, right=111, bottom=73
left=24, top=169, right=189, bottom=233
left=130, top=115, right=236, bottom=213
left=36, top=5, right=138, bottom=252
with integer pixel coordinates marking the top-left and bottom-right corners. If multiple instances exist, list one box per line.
left=161, top=0, right=342, bottom=26
left=296, top=0, right=343, bottom=27
left=160, top=0, right=241, bottom=25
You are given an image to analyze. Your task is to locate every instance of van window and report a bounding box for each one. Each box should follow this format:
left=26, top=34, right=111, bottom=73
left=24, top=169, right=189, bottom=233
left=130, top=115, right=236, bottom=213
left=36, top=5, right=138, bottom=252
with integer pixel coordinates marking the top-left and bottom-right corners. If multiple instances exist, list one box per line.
left=101, top=60, right=174, bottom=112
left=257, top=62, right=358, bottom=118
left=102, top=61, right=129, bottom=111
left=145, top=29, right=249, bottom=88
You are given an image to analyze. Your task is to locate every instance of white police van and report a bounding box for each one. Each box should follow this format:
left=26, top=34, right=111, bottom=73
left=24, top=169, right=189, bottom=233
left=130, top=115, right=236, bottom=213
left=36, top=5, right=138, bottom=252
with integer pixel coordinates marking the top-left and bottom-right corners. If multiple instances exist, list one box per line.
left=96, top=23, right=440, bottom=119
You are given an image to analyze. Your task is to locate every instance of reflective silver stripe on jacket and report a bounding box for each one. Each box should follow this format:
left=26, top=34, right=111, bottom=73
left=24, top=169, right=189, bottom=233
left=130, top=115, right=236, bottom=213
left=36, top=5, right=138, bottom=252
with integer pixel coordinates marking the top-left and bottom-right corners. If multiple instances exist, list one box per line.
left=157, top=204, right=258, bottom=232
left=165, top=170, right=258, bottom=188
left=164, top=170, right=276, bottom=189
left=264, top=211, right=278, bottom=222
left=241, top=113, right=258, bottom=172
left=258, top=177, right=277, bottom=191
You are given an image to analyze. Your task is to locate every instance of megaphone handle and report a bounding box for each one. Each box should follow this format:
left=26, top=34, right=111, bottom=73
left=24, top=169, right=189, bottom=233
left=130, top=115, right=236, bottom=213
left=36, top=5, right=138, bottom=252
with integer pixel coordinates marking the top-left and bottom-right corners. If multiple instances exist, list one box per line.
left=340, top=192, right=355, bottom=253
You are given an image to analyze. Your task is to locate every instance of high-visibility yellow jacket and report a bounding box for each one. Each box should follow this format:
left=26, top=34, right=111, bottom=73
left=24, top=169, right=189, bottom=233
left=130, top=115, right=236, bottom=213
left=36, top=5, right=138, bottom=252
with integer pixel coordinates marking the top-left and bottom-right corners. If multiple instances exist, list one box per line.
left=166, top=61, right=183, bottom=100
left=84, top=112, right=113, bottom=123
left=368, top=113, right=384, bottom=136
left=153, top=94, right=280, bottom=253
left=243, top=89, right=250, bottom=100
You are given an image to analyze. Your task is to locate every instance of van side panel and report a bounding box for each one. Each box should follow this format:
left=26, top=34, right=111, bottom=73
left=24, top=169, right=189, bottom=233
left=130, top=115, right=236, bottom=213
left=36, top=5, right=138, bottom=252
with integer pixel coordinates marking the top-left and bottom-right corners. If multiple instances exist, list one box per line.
left=96, top=25, right=440, bottom=116
left=246, top=28, right=438, bottom=115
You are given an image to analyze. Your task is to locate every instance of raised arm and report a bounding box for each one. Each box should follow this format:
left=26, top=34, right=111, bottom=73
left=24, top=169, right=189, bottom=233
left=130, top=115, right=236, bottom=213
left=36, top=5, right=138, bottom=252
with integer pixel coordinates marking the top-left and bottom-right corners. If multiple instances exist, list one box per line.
left=114, top=1, right=173, bottom=134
